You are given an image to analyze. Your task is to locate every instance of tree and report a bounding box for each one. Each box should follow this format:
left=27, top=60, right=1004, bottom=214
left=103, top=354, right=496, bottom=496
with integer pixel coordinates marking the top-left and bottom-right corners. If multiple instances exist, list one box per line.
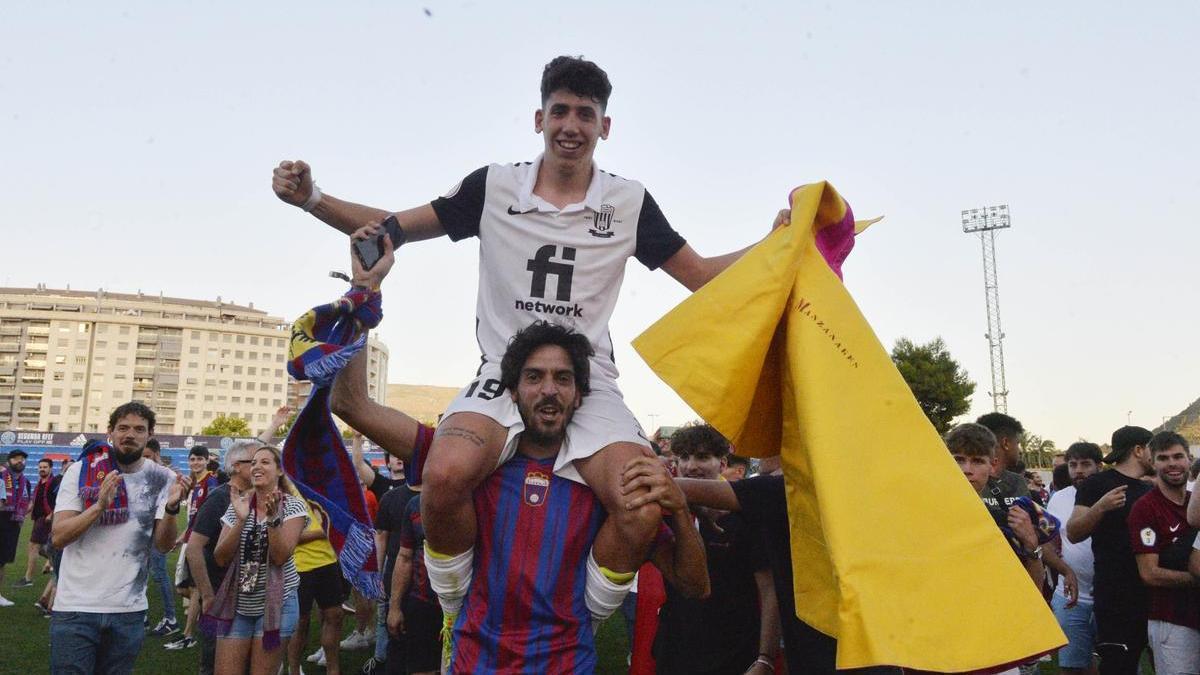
left=201, top=414, right=252, bottom=437
left=891, top=337, right=976, bottom=435
left=1019, top=432, right=1058, bottom=469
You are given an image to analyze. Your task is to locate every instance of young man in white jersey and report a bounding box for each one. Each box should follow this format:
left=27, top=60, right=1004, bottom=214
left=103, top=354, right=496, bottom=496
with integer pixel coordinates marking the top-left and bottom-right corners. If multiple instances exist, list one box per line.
left=272, top=55, right=782, bottom=629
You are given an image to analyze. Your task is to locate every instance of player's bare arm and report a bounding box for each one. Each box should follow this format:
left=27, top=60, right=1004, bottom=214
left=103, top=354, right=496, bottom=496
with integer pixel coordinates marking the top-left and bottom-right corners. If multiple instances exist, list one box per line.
left=1136, top=552, right=1198, bottom=588
left=330, top=227, right=426, bottom=459
left=625, top=457, right=710, bottom=599
left=272, top=159, right=446, bottom=241
left=629, top=475, right=742, bottom=513
left=660, top=209, right=791, bottom=292
left=1065, top=484, right=1126, bottom=543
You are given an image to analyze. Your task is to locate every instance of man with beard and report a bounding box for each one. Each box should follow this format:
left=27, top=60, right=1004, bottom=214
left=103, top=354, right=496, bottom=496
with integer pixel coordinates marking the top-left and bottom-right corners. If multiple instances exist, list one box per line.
left=1045, top=441, right=1102, bottom=675
left=1067, top=426, right=1155, bottom=675
left=329, top=225, right=710, bottom=673
left=14, top=457, right=54, bottom=588
left=0, top=448, right=32, bottom=606
left=49, top=402, right=192, bottom=674
left=651, top=423, right=778, bottom=675
left=1128, top=432, right=1198, bottom=674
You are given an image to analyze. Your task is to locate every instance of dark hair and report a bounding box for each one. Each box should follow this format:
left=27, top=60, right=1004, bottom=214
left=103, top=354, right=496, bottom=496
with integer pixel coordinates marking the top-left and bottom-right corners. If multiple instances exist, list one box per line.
left=189, top=444, right=210, bottom=459
left=1051, top=463, right=1071, bottom=491
left=499, top=321, right=594, bottom=396
left=1111, top=425, right=1153, bottom=456
left=145, top=439, right=160, bottom=453
left=1149, top=431, right=1190, bottom=456
left=975, top=412, right=1024, bottom=440
left=1190, top=457, right=1200, bottom=480
left=727, top=454, right=752, bottom=469
left=944, top=423, right=997, bottom=458
left=1064, top=441, right=1102, bottom=464
left=670, top=423, right=731, bottom=459
left=108, top=401, right=156, bottom=433
left=541, top=56, right=612, bottom=110
left=37, top=458, right=52, bottom=468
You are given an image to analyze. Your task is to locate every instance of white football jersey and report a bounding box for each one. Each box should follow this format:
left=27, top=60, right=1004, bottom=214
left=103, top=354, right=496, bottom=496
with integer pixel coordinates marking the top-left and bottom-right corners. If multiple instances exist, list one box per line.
left=431, top=155, right=685, bottom=383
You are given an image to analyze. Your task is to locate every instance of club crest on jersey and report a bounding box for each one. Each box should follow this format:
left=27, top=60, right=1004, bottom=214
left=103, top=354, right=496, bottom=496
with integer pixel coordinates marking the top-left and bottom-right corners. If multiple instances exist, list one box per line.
left=524, top=470, right=550, bottom=506
left=1141, top=527, right=1156, bottom=547
left=589, top=204, right=616, bottom=238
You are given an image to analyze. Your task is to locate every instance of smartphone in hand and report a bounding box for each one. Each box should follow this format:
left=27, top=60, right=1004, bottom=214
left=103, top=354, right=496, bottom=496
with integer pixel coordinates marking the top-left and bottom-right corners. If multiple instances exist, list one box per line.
left=353, top=215, right=407, bottom=271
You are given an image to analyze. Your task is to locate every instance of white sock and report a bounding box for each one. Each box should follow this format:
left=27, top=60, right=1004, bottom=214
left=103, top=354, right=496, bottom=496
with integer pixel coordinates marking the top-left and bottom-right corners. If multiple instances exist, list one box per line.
left=424, top=544, right=473, bottom=616
left=584, top=551, right=635, bottom=632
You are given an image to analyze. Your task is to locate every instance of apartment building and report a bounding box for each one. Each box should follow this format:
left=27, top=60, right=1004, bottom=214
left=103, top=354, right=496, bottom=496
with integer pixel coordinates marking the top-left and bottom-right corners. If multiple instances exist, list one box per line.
left=0, top=286, right=387, bottom=435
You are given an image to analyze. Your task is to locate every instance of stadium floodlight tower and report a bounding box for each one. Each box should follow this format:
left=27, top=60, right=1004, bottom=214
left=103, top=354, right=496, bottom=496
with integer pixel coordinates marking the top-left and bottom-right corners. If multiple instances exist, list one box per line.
left=961, top=204, right=1011, bottom=414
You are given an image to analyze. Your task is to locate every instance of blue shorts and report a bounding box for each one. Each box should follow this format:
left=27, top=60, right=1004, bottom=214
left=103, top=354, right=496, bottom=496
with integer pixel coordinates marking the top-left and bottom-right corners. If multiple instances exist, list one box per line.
left=220, top=592, right=299, bottom=640
left=1051, top=592, right=1096, bottom=669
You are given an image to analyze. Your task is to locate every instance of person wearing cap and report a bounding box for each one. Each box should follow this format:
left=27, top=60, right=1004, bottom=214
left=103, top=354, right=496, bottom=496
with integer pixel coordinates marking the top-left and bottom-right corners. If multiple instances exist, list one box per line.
left=1066, top=425, right=1155, bottom=675
left=0, top=448, right=33, bottom=607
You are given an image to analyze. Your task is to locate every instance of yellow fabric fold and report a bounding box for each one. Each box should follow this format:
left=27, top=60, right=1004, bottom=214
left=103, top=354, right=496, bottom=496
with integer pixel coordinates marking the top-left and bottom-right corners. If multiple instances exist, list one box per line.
left=632, top=182, right=1065, bottom=671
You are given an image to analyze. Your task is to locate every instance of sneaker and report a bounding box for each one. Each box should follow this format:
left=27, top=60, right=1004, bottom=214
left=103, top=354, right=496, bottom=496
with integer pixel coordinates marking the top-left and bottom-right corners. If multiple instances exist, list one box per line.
left=12, top=578, right=33, bottom=588
left=317, top=651, right=327, bottom=667
left=150, top=618, right=180, bottom=637
left=360, top=656, right=385, bottom=675
left=164, top=636, right=196, bottom=650
left=340, top=629, right=371, bottom=651
left=306, top=647, right=325, bottom=663
left=0, top=596, right=14, bottom=608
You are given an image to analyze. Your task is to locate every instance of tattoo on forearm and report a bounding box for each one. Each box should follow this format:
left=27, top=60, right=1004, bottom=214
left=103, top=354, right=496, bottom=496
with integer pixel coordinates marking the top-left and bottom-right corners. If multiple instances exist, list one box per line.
left=436, top=426, right=486, bottom=448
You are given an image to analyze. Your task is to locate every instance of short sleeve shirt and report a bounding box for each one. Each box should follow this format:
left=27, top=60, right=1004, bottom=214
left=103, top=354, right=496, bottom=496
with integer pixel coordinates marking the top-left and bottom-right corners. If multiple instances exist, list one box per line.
left=190, top=483, right=232, bottom=589
left=53, top=459, right=174, bottom=613
left=1075, top=469, right=1153, bottom=588
left=1129, top=487, right=1199, bottom=629
left=1046, top=486, right=1094, bottom=603
left=374, top=483, right=416, bottom=594
left=654, top=509, right=766, bottom=674
left=398, top=494, right=434, bottom=604
left=430, top=157, right=686, bottom=380
left=730, top=475, right=821, bottom=675
left=220, top=494, right=307, bottom=616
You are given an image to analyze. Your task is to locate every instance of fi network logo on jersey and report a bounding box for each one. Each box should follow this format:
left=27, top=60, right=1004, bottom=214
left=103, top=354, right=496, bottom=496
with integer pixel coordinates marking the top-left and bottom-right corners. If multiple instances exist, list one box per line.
left=518, top=245, right=584, bottom=318
left=588, top=204, right=617, bottom=238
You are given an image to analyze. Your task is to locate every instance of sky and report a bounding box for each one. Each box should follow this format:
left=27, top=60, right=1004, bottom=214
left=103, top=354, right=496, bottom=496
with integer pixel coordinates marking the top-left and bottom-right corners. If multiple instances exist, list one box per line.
left=3, top=2, right=1198, bottom=448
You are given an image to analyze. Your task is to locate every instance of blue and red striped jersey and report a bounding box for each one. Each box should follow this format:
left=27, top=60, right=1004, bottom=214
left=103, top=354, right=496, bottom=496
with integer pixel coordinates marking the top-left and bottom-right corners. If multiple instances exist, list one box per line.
left=449, top=453, right=604, bottom=674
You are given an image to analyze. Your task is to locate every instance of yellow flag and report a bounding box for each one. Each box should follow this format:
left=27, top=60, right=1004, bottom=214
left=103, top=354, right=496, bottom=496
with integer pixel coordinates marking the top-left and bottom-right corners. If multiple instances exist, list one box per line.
left=633, top=182, right=1065, bottom=671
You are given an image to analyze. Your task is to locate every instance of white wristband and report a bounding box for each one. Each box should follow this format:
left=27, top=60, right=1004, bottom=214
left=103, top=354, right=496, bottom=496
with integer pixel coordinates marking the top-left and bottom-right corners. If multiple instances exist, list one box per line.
left=301, top=184, right=323, bottom=212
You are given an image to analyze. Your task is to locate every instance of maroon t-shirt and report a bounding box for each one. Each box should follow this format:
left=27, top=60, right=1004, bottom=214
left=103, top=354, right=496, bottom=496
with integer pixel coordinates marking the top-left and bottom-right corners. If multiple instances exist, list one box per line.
left=1127, top=487, right=1199, bottom=629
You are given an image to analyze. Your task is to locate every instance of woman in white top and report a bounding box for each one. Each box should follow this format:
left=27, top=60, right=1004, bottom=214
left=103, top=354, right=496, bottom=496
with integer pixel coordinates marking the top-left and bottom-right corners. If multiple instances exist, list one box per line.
left=208, top=445, right=307, bottom=675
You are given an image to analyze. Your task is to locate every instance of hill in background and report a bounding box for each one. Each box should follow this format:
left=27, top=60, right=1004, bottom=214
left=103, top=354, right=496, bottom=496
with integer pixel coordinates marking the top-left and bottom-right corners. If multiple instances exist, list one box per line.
left=1158, top=396, right=1200, bottom=443
left=385, top=383, right=459, bottom=426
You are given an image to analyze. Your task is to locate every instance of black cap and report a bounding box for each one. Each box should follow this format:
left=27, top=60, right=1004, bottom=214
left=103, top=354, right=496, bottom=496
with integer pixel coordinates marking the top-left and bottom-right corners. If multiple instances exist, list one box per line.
left=6, top=449, right=28, bottom=460
left=1104, top=425, right=1153, bottom=464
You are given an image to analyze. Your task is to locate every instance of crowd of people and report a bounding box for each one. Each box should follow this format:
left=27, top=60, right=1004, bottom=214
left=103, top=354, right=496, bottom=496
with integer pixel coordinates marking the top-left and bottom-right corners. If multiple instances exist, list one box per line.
left=948, top=412, right=1200, bottom=675
left=0, top=52, right=1195, bottom=675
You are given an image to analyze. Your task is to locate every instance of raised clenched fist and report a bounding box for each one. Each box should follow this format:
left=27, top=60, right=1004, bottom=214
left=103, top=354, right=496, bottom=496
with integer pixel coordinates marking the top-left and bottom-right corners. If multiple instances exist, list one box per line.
left=272, top=160, right=315, bottom=208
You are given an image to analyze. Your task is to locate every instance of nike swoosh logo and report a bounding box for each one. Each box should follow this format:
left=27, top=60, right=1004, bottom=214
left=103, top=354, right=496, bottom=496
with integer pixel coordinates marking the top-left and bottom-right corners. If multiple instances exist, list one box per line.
left=1170, top=524, right=1181, bottom=532
left=507, top=206, right=533, bottom=215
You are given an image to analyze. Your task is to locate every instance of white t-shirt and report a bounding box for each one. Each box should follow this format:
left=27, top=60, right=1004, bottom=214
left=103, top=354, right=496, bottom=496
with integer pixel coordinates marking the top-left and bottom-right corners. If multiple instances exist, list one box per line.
left=1046, top=485, right=1094, bottom=603
left=430, top=156, right=687, bottom=384
left=53, top=458, right=174, bottom=613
